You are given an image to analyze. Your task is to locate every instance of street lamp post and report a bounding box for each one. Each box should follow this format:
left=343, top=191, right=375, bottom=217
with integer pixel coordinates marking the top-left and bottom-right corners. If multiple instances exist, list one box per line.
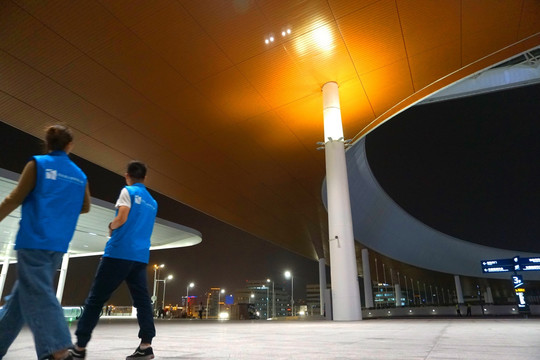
left=186, top=282, right=194, bottom=316
left=152, top=264, right=164, bottom=312
left=284, top=271, right=294, bottom=316
left=218, top=289, right=225, bottom=318
left=162, top=275, right=173, bottom=310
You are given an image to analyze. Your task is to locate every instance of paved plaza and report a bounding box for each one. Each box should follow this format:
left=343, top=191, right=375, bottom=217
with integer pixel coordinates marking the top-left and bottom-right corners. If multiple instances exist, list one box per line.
left=4, top=317, right=540, bottom=359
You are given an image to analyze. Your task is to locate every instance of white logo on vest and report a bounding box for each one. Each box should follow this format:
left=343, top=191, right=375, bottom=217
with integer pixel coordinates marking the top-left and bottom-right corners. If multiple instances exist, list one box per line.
left=45, top=169, right=57, bottom=180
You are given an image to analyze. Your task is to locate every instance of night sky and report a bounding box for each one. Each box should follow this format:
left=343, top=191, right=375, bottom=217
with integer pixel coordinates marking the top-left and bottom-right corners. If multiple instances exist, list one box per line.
left=365, top=83, right=540, bottom=253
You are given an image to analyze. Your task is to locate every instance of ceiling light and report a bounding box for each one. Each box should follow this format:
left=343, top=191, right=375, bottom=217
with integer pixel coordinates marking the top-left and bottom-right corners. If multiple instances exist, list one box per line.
left=312, top=25, right=333, bottom=51
left=282, top=31, right=286, bottom=37
left=287, top=29, right=291, bottom=34
left=264, top=35, right=275, bottom=44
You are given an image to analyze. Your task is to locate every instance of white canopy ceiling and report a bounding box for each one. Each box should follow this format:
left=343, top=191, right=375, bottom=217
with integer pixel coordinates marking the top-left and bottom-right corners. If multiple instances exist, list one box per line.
left=0, top=168, right=202, bottom=262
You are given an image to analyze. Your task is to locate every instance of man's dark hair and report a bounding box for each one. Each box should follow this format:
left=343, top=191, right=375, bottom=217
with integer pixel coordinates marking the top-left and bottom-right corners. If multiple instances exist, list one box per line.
left=127, top=161, right=147, bottom=180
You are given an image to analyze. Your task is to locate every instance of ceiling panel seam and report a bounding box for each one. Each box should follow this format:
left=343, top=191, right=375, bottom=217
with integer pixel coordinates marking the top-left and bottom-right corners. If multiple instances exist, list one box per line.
left=332, top=15, right=376, bottom=120
left=517, top=0, right=526, bottom=41
left=459, top=0, right=463, bottom=68
left=394, top=0, right=415, bottom=93
left=350, top=35, right=540, bottom=143
left=176, top=1, right=238, bottom=76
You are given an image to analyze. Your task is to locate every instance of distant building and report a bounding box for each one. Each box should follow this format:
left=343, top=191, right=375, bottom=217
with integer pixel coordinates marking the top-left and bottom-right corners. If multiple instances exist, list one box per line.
left=234, top=280, right=290, bottom=318
left=205, top=288, right=221, bottom=318
left=373, top=283, right=398, bottom=307
left=305, top=284, right=330, bottom=315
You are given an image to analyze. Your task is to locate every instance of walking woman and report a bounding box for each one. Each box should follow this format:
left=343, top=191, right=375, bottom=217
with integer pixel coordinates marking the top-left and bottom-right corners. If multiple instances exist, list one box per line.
left=0, top=125, right=91, bottom=360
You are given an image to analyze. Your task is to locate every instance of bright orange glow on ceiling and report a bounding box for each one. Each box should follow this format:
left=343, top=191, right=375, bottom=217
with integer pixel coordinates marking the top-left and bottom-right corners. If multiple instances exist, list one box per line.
left=0, top=0, right=538, bottom=261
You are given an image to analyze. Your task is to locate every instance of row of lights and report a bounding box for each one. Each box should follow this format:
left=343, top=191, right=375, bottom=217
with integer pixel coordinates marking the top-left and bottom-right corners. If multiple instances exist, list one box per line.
left=264, top=28, right=292, bottom=44
left=367, top=307, right=519, bottom=317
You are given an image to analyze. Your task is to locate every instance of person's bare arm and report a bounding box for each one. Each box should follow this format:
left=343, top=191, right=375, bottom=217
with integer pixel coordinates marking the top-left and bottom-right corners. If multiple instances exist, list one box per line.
left=81, top=183, right=91, bottom=214
left=0, top=161, right=36, bottom=222
left=108, top=206, right=130, bottom=236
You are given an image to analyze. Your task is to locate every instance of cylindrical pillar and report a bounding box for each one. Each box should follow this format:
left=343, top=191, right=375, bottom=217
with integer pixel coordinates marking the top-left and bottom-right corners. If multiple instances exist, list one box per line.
left=0, top=248, right=12, bottom=300
left=454, top=275, right=464, bottom=304
left=318, top=258, right=327, bottom=316
left=56, top=252, right=70, bottom=303
left=486, top=286, right=494, bottom=304
left=361, top=249, right=374, bottom=309
left=323, top=81, right=362, bottom=321
left=291, top=276, right=295, bottom=316
left=395, top=284, right=402, bottom=307
left=272, top=282, right=276, bottom=318
left=0, top=237, right=15, bottom=300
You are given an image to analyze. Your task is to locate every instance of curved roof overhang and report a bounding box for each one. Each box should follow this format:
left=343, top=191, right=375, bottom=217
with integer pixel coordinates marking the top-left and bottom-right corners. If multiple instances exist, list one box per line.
left=0, top=1, right=539, bottom=261
left=323, top=138, right=540, bottom=280
left=350, top=37, right=540, bottom=143
left=0, top=169, right=202, bottom=263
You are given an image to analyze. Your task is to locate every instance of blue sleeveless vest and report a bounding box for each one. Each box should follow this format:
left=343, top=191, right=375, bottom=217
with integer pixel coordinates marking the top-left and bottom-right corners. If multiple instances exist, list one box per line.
left=104, top=183, right=157, bottom=263
left=16, top=151, right=87, bottom=252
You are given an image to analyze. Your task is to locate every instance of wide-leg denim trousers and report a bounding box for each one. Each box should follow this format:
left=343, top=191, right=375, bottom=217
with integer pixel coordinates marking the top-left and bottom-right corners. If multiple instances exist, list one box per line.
left=75, top=257, right=155, bottom=347
left=0, top=249, right=72, bottom=360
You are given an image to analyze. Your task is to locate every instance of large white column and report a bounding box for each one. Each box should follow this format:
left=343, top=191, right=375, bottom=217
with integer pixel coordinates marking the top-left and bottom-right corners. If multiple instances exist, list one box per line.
left=322, top=81, right=362, bottom=321
left=56, top=252, right=70, bottom=303
left=318, top=258, right=327, bottom=316
left=361, top=249, right=374, bottom=308
left=454, top=275, right=464, bottom=304
left=395, top=284, right=402, bottom=307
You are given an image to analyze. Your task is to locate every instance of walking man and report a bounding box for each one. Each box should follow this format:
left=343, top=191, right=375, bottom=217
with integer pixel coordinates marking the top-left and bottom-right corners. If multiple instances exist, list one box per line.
left=70, top=161, right=157, bottom=360
left=0, top=125, right=90, bottom=360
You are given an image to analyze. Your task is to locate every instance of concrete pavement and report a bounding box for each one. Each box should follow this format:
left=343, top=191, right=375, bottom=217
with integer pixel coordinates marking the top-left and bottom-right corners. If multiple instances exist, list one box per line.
left=4, top=317, right=540, bottom=359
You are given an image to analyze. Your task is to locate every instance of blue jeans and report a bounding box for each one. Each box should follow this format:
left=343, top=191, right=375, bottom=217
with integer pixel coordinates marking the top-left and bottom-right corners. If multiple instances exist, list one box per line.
left=0, top=249, right=72, bottom=360
left=75, top=257, right=155, bottom=347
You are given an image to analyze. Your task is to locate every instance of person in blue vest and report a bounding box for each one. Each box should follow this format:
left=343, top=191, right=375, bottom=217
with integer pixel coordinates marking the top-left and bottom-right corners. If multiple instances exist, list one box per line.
left=70, top=161, right=157, bottom=360
left=0, top=125, right=91, bottom=360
